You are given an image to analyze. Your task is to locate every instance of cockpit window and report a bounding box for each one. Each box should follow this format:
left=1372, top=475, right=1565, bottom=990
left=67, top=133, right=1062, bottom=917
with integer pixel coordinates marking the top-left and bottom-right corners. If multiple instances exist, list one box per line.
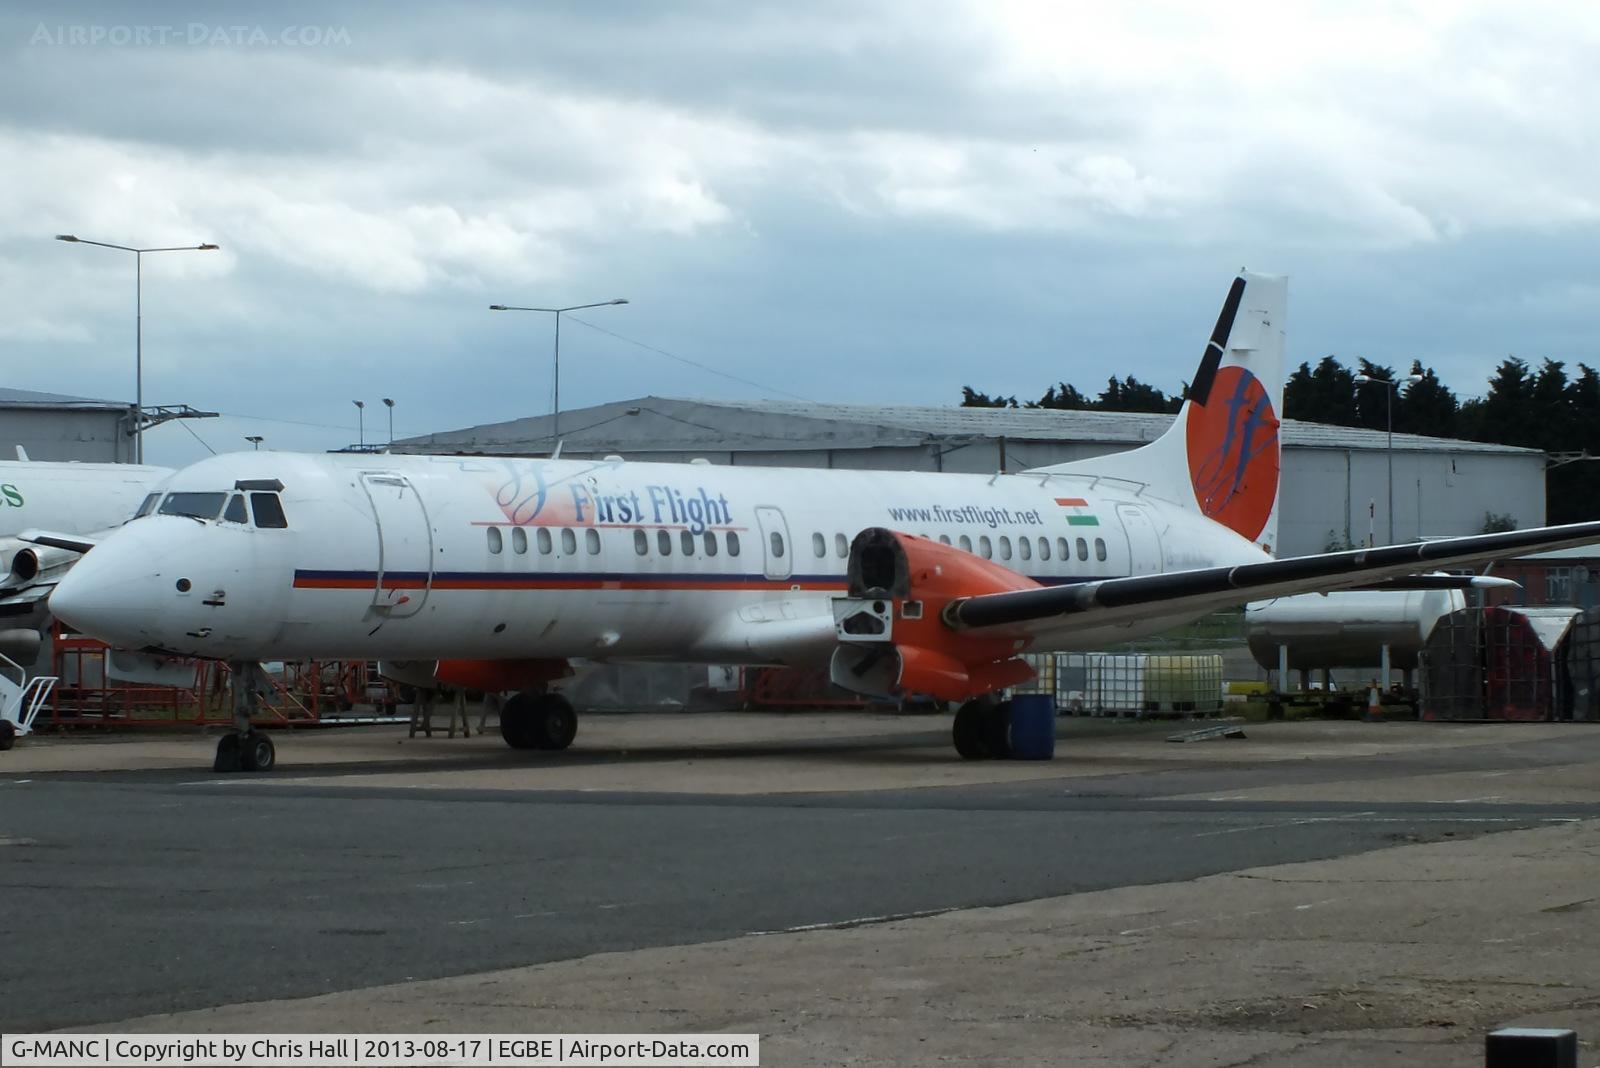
left=250, top=492, right=288, bottom=529
left=159, top=492, right=228, bottom=520
left=222, top=494, right=249, bottom=524
left=134, top=493, right=161, bottom=518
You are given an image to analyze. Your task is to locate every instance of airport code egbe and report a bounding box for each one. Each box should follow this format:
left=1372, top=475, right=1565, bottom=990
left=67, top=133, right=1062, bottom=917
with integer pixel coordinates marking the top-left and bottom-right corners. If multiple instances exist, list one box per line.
left=3, top=1033, right=761, bottom=1066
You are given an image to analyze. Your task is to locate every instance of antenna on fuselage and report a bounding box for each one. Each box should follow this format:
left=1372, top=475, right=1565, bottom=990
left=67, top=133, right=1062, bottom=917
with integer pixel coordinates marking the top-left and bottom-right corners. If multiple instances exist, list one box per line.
left=550, top=440, right=564, bottom=460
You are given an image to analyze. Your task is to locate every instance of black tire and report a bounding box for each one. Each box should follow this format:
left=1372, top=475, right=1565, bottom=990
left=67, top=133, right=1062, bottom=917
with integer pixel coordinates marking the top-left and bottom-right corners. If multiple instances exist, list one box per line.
left=499, top=692, right=539, bottom=749
left=953, top=698, right=992, bottom=760
left=530, top=693, right=578, bottom=751
left=213, top=732, right=242, bottom=772
left=982, top=699, right=1013, bottom=760
left=239, top=731, right=276, bottom=772
left=0, top=720, right=16, bottom=751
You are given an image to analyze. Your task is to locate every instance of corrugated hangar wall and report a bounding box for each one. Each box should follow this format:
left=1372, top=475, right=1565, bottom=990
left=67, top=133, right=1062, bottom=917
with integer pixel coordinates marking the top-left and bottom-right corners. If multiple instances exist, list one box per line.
left=0, top=390, right=136, bottom=463
left=396, top=398, right=1547, bottom=558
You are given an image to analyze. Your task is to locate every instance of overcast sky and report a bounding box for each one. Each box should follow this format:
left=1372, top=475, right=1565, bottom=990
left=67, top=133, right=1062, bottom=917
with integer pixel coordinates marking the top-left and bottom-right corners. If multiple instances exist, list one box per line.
left=3, top=1, right=1597, bottom=466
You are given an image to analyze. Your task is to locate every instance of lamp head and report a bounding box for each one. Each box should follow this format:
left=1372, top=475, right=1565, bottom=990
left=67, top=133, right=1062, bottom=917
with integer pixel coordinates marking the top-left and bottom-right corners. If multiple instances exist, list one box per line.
left=55, top=234, right=80, bottom=243
left=382, top=398, right=394, bottom=408
left=197, top=243, right=219, bottom=251
left=610, top=298, right=629, bottom=305
left=489, top=305, right=508, bottom=311
left=353, top=400, right=365, bottom=409
left=1353, top=374, right=1372, bottom=384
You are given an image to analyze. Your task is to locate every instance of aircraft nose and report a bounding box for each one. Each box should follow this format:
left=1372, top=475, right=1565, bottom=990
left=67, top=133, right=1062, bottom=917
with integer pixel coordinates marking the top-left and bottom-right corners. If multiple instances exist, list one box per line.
left=49, top=523, right=169, bottom=647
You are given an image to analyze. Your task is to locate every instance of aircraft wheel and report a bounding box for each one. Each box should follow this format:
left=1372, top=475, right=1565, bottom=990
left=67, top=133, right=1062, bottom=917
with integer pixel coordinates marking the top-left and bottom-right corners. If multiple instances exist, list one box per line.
left=983, top=699, right=1014, bottom=760
left=499, top=692, right=539, bottom=749
left=239, top=730, right=276, bottom=772
left=213, top=732, right=242, bottom=772
left=0, top=720, right=16, bottom=751
left=530, top=693, right=577, bottom=751
left=952, top=698, right=991, bottom=760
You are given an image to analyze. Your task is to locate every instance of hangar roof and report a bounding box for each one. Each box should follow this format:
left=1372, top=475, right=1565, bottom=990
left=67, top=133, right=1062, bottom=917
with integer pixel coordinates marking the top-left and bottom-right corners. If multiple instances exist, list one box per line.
left=0, top=386, right=129, bottom=410
left=397, top=395, right=1542, bottom=457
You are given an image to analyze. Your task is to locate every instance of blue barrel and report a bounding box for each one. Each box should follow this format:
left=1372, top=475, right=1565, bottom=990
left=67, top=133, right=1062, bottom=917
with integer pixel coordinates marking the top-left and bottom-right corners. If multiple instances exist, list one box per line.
left=1008, top=694, right=1056, bottom=760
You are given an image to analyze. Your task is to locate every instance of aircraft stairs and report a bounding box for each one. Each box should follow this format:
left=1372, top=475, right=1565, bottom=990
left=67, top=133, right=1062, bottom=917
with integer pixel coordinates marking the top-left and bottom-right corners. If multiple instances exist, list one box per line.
left=0, top=651, right=57, bottom=750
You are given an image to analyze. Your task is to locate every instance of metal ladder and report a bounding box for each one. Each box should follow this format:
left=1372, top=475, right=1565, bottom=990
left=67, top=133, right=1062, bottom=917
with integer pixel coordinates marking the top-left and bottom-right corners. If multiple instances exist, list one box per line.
left=0, top=650, right=57, bottom=748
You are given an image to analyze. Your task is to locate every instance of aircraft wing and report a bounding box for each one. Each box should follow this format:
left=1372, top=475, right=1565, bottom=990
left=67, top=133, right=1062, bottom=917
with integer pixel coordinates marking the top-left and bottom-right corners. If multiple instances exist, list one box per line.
left=16, top=529, right=99, bottom=554
left=946, top=521, right=1600, bottom=636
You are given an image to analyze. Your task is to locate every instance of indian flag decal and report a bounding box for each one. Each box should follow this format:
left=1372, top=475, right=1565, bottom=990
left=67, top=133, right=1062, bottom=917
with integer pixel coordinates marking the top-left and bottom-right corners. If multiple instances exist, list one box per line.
left=1054, top=497, right=1100, bottom=526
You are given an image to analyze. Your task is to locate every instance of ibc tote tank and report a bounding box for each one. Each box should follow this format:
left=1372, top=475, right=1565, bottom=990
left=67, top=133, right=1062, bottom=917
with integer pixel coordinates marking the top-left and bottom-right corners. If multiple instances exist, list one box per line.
left=1246, top=590, right=1465, bottom=672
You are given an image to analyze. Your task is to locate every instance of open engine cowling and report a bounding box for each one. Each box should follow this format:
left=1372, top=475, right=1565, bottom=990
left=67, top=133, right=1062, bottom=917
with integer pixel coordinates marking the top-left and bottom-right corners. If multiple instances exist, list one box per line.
left=829, top=528, right=1040, bottom=702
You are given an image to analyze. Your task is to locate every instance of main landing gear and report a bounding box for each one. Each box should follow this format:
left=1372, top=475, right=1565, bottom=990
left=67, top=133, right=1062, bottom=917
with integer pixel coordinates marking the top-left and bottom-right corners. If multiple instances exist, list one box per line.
left=952, top=695, right=1012, bottom=760
left=213, top=660, right=276, bottom=772
left=499, top=690, right=578, bottom=751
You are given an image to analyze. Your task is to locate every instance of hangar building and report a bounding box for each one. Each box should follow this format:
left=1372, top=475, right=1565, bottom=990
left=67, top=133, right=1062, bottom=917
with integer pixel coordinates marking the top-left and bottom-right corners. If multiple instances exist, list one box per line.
left=396, top=397, right=1546, bottom=558
left=0, top=387, right=137, bottom=463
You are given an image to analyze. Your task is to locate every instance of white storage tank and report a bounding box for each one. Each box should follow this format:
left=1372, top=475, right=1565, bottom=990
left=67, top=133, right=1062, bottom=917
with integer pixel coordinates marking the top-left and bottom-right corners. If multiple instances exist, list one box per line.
left=1246, top=590, right=1466, bottom=672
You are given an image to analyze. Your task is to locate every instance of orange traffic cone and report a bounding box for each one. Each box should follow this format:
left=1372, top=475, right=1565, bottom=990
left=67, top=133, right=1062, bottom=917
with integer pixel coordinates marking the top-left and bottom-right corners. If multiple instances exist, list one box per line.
left=1364, top=681, right=1382, bottom=722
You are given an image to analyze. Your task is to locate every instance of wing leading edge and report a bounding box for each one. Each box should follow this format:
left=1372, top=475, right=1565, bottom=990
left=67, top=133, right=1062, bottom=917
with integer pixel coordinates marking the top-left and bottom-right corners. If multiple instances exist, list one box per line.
left=945, top=521, right=1600, bottom=636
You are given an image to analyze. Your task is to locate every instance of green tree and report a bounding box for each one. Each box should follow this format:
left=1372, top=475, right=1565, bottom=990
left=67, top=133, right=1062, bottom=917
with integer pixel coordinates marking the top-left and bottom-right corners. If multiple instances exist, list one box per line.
left=960, top=386, right=1018, bottom=408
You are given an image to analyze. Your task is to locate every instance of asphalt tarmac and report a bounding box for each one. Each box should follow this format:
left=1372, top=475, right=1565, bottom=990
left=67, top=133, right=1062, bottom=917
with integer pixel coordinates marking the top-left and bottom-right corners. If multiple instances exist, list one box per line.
left=5, top=718, right=1599, bottom=1033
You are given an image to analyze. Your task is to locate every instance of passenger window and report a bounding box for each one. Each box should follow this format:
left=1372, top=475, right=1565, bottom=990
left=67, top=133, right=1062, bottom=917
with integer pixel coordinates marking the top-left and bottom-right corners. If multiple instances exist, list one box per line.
left=1095, top=537, right=1107, bottom=562
left=222, top=494, right=248, bottom=524
left=770, top=531, right=785, bottom=558
left=681, top=530, right=696, bottom=556
left=938, top=534, right=951, bottom=546
left=513, top=527, right=528, bottom=554
left=1018, top=537, right=1031, bottom=561
left=249, top=493, right=288, bottom=529
left=704, top=531, right=718, bottom=557
left=488, top=527, right=503, bottom=554
left=812, top=532, right=826, bottom=558
left=658, top=530, right=673, bottom=556
left=958, top=534, right=972, bottom=553
left=135, top=492, right=161, bottom=518
left=1057, top=537, right=1070, bottom=561
left=1076, top=537, right=1088, bottom=561
left=835, top=533, right=848, bottom=558
left=978, top=536, right=992, bottom=559
left=1038, top=537, right=1050, bottom=561
left=634, top=529, right=648, bottom=556
left=533, top=528, right=548, bottom=554
left=999, top=536, right=1012, bottom=561
left=727, top=531, right=741, bottom=557
left=561, top=528, right=577, bottom=555
left=586, top=528, right=600, bottom=555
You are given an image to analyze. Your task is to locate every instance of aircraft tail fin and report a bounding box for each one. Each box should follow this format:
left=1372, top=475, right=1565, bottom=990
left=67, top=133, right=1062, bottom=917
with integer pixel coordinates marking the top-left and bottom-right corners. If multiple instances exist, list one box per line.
left=1028, top=271, right=1286, bottom=554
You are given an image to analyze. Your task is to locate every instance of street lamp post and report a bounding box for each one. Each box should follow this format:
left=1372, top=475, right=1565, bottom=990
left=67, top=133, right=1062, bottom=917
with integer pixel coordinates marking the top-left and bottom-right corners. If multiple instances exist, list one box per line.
left=489, top=299, right=629, bottom=450
left=353, top=400, right=366, bottom=448
left=382, top=398, right=395, bottom=447
left=55, top=234, right=219, bottom=464
left=245, top=435, right=264, bottom=451
left=1354, top=371, right=1424, bottom=544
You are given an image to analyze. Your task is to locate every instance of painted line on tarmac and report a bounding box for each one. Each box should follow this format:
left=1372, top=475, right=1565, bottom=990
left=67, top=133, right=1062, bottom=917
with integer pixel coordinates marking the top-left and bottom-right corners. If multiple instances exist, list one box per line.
left=749, top=906, right=961, bottom=936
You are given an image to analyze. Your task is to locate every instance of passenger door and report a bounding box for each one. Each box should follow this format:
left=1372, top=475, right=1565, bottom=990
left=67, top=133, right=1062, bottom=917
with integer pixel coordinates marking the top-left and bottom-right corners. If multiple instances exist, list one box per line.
left=1116, top=504, right=1164, bottom=577
left=361, top=473, right=433, bottom=617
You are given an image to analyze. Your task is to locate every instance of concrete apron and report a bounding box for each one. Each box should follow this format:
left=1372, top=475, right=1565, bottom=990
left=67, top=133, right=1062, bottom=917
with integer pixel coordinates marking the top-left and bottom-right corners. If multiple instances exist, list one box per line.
left=62, top=819, right=1600, bottom=1068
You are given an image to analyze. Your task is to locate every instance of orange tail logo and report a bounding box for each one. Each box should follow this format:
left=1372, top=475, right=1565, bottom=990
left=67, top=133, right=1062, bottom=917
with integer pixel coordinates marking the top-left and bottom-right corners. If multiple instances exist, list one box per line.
left=1184, top=365, right=1279, bottom=543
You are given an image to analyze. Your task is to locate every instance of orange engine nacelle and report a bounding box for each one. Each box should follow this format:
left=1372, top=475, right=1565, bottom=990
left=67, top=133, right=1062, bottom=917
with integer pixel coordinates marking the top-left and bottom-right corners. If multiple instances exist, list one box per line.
left=830, top=529, right=1039, bottom=702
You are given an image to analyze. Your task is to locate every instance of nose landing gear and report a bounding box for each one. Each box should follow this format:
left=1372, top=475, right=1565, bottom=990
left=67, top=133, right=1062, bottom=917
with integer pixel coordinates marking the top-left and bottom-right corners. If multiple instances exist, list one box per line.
left=213, top=660, right=277, bottom=772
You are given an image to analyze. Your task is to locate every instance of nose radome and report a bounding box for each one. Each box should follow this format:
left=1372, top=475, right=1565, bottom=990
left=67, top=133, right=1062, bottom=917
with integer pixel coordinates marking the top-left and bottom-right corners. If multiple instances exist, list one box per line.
left=48, top=523, right=170, bottom=647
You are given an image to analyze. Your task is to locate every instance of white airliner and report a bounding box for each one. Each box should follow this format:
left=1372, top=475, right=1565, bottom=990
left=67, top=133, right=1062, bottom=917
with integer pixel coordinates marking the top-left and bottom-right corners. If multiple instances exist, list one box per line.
left=48, top=273, right=1600, bottom=772
left=0, top=457, right=172, bottom=605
